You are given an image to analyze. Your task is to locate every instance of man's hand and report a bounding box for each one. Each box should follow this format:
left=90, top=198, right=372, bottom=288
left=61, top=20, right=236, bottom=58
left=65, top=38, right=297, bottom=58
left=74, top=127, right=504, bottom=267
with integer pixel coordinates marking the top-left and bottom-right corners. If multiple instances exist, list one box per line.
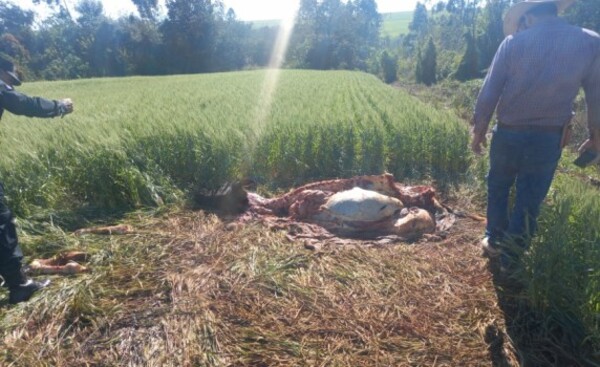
left=471, top=131, right=488, bottom=155
left=57, top=98, right=73, bottom=117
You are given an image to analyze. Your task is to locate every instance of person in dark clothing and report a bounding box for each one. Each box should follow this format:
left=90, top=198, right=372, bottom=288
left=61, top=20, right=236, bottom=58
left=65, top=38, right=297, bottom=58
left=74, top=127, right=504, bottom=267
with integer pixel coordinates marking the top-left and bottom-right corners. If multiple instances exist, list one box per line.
left=0, top=56, right=73, bottom=304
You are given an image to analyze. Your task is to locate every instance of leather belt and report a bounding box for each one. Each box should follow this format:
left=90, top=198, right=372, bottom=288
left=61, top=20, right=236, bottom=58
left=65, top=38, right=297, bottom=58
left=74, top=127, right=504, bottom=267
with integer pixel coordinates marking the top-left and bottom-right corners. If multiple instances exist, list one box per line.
left=497, top=122, right=563, bottom=133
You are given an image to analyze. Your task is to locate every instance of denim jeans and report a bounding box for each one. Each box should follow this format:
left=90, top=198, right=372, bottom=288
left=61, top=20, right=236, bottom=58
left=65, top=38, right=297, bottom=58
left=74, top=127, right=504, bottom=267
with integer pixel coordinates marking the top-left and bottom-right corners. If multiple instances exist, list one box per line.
left=486, top=125, right=562, bottom=255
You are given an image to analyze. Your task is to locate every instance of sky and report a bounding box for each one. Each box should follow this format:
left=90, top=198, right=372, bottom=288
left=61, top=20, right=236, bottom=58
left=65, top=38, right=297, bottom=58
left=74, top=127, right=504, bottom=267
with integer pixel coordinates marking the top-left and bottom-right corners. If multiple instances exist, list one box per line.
left=11, top=0, right=419, bottom=22
left=223, top=0, right=419, bottom=21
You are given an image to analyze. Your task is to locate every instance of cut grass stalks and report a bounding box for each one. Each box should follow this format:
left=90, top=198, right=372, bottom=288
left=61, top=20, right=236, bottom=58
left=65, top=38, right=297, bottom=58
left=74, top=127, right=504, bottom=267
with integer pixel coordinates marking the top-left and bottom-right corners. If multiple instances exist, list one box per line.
left=1, top=209, right=514, bottom=366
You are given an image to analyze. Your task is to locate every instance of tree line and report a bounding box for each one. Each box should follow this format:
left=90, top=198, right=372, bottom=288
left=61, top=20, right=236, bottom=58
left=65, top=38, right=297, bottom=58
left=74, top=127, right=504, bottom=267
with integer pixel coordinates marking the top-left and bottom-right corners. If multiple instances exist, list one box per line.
left=0, top=0, right=382, bottom=81
left=404, top=0, right=600, bottom=86
left=1, top=0, right=599, bottom=84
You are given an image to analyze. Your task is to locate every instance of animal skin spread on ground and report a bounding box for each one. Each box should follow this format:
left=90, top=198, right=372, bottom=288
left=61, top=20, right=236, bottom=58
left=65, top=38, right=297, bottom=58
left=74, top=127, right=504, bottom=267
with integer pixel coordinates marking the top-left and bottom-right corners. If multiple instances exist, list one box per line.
left=240, top=174, right=445, bottom=242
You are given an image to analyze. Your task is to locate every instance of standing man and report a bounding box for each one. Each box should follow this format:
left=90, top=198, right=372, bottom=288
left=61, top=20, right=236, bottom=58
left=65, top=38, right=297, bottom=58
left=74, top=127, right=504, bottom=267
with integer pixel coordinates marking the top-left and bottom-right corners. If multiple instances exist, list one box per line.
left=0, top=55, right=74, bottom=303
left=470, top=0, right=600, bottom=269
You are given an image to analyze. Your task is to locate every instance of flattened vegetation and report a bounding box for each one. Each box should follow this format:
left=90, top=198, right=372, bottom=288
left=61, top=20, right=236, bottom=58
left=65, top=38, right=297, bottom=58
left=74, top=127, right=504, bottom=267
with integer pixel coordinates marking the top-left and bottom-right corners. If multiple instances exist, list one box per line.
left=0, top=209, right=516, bottom=366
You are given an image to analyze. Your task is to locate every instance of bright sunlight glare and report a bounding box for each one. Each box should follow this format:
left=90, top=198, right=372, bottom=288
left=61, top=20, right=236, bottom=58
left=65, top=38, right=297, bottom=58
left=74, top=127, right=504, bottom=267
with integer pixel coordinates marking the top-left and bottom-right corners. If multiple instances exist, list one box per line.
left=9, top=0, right=418, bottom=23
left=251, top=0, right=301, bottom=139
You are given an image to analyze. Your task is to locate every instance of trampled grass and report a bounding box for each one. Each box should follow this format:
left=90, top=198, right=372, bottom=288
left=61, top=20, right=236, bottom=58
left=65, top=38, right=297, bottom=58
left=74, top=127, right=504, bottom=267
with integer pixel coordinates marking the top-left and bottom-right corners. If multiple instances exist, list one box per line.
left=0, top=207, right=515, bottom=366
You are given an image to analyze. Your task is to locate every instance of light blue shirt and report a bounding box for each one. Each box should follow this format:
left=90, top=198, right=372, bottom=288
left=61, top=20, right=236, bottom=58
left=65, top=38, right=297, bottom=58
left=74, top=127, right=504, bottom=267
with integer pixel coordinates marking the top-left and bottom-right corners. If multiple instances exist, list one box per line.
left=473, top=18, right=600, bottom=136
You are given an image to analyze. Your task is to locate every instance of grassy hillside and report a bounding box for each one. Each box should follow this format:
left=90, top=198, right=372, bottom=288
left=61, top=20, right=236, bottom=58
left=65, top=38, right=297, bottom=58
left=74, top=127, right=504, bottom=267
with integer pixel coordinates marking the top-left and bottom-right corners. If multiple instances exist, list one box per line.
left=381, top=11, right=412, bottom=38
left=248, top=11, right=413, bottom=38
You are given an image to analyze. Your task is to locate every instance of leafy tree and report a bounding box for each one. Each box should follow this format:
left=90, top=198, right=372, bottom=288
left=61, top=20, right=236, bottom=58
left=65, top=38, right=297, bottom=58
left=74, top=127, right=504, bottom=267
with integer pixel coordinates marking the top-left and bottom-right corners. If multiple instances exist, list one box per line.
left=415, top=47, right=423, bottom=83
left=409, top=2, right=429, bottom=36
left=29, top=13, right=88, bottom=79
left=380, top=50, right=397, bottom=83
left=565, top=0, right=600, bottom=32
left=353, top=0, right=381, bottom=43
left=116, top=16, right=164, bottom=75
left=309, top=0, right=345, bottom=69
left=455, top=31, right=479, bottom=81
left=76, top=0, right=104, bottom=27
left=161, top=0, right=221, bottom=74
left=33, top=0, right=74, bottom=21
left=476, top=0, right=506, bottom=70
left=0, top=1, right=35, bottom=37
left=287, top=0, right=319, bottom=68
left=288, top=0, right=381, bottom=71
left=131, top=0, right=159, bottom=20
left=350, top=0, right=382, bottom=69
left=73, top=0, right=120, bottom=77
left=15, top=0, right=600, bottom=85
left=248, top=25, right=278, bottom=67
left=416, top=37, right=437, bottom=85
left=0, top=34, right=30, bottom=73
left=0, top=1, right=35, bottom=75
left=214, top=9, right=251, bottom=71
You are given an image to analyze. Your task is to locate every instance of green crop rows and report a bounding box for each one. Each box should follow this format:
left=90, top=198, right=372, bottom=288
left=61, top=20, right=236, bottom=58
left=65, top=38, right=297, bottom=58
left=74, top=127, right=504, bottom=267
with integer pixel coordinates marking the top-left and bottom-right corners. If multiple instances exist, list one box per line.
left=0, top=69, right=469, bottom=218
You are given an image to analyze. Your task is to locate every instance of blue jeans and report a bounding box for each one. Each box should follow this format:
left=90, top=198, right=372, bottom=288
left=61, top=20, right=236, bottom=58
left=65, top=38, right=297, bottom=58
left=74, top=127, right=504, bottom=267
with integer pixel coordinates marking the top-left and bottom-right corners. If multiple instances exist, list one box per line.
left=486, top=126, right=562, bottom=255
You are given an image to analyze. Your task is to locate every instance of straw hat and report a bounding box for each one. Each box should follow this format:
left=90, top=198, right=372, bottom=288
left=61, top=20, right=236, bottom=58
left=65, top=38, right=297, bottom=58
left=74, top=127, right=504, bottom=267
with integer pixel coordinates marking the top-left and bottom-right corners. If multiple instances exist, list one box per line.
left=503, top=0, right=576, bottom=36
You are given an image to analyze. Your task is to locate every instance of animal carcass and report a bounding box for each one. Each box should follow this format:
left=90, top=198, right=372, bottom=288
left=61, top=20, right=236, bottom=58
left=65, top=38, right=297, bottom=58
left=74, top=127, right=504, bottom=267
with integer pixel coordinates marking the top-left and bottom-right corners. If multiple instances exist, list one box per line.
left=28, top=251, right=89, bottom=275
left=224, top=173, right=445, bottom=241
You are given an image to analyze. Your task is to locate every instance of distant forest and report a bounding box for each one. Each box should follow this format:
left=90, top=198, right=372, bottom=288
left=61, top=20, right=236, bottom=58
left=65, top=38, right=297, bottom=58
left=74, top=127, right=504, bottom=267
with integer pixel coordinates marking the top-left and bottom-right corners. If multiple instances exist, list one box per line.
left=1, top=0, right=599, bottom=84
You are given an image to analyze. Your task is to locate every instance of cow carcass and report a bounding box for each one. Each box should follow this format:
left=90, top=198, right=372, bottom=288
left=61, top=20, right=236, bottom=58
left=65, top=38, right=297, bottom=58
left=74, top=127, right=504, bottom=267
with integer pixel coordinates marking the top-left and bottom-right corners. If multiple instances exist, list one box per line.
left=196, top=173, right=453, bottom=243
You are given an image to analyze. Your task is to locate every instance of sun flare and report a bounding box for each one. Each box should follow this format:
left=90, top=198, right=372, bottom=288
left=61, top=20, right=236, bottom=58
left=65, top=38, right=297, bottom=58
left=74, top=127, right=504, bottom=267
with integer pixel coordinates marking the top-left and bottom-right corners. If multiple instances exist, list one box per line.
left=252, top=0, right=300, bottom=132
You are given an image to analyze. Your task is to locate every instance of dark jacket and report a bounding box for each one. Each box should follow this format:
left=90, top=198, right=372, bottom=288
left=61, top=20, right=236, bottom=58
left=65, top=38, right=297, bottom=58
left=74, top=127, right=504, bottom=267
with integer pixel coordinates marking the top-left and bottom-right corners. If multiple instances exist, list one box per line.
left=0, top=81, right=62, bottom=120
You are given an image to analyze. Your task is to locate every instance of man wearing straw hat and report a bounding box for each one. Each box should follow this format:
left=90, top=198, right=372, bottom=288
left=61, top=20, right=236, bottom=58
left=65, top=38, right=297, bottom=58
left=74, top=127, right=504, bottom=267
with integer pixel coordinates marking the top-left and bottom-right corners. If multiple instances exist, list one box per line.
left=0, top=54, right=74, bottom=303
left=470, top=0, right=600, bottom=271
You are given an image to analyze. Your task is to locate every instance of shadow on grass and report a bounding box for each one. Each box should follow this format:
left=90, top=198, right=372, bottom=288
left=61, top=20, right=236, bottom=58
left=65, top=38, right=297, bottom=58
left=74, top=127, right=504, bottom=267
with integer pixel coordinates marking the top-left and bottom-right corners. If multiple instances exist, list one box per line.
left=485, top=258, right=596, bottom=367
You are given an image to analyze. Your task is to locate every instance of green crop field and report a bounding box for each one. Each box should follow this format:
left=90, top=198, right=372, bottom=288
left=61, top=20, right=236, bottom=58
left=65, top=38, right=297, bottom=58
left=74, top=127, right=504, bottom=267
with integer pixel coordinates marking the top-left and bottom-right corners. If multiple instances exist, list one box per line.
left=381, top=11, right=412, bottom=38
left=0, top=70, right=597, bottom=365
left=0, top=69, right=469, bottom=220
left=248, top=11, right=412, bottom=38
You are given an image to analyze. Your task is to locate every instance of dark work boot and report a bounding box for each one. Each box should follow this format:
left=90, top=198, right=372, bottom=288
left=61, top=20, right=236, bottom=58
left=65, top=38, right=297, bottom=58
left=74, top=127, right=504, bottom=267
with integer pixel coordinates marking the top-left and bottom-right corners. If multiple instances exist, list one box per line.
left=9, top=279, right=50, bottom=304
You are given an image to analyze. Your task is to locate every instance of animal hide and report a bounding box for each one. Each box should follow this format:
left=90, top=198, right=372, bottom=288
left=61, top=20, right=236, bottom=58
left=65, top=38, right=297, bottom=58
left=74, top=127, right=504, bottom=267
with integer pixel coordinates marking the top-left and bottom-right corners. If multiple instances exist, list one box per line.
left=29, top=251, right=89, bottom=275
left=223, top=174, right=454, bottom=245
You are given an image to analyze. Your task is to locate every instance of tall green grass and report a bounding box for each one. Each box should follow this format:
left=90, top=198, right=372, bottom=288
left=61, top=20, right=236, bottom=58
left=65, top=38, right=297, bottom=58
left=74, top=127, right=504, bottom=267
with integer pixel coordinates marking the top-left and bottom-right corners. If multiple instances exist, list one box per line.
left=252, top=71, right=469, bottom=186
left=469, top=142, right=599, bottom=356
left=525, top=175, right=600, bottom=356
left=0, top=70, right=470, bottom=221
